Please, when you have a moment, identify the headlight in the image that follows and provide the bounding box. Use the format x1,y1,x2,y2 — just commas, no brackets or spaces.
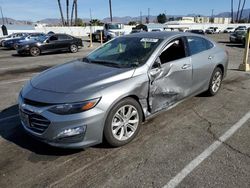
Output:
48,98,100,115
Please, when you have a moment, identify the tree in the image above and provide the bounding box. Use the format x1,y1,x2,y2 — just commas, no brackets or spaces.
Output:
239,0,246,22
157,13,167,24
90,19,103,26
57,0,65,26
231,0,234,23
236,0,242,23
66,0,69,25
75,18,84,26
128,21,137,25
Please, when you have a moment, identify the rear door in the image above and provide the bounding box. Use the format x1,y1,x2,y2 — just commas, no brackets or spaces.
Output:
57,34,73,49
149,37,193,113
186,36,215,94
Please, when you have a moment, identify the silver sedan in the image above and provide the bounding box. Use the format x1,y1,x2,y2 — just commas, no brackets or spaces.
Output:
18,32,228,148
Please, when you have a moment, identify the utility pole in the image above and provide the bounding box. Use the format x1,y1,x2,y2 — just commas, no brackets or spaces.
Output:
148,8,150,23
231,0,234,23
109,0,113,22
0,6,5,25
140,11,142,24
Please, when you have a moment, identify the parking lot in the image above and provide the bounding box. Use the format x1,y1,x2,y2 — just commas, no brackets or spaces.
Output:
0,34,250,188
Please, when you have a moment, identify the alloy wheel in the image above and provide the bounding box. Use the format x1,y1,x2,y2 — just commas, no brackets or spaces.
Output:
211,71,222,93
111,105,139,141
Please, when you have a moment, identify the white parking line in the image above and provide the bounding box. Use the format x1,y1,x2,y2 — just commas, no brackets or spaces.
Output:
0,78,29,85
0,114,19,123
163,111,250,188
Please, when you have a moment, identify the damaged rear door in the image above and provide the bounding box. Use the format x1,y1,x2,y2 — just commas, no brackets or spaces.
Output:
148,37,192,113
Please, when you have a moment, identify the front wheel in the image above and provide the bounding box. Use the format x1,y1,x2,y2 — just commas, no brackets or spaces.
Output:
206,67,223,96
30,47,40,56
104,98,143,147
70,44,78,53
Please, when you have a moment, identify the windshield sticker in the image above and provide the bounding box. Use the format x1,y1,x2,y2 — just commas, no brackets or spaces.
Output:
140,38,159,43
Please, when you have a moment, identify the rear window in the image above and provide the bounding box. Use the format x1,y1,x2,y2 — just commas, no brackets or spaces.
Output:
58,35,72,40
187,36,213,55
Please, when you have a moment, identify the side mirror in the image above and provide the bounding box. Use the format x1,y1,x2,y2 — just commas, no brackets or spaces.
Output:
150,68,162,78
46,40,50,43
150,58,162,78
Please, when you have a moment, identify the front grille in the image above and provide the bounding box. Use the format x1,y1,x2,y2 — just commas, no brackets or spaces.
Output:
22,109,50,134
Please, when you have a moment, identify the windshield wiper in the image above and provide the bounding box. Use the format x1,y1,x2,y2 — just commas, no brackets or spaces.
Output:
90,60,124,68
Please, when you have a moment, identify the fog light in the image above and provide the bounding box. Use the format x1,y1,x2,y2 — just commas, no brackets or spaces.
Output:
55,126,86,139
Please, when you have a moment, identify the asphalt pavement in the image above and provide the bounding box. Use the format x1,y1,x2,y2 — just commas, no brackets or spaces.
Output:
0,34,249,188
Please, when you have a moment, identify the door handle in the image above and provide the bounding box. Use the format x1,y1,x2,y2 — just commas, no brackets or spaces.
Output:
181,64,191,69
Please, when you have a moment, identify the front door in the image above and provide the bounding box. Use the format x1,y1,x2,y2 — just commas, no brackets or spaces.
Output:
149,37,192,113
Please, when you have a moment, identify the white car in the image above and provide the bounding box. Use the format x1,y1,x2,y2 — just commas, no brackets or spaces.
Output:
223,27,235,33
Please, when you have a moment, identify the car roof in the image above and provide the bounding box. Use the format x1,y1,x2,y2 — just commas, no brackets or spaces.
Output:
125,31,184,39
124,31,200,40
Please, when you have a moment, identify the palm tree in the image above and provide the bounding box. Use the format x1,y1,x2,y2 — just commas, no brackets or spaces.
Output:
75,0,78,25
109,0,113,22
239,0,246,22
70,0,75,26
236,0,242,23
66,0,69,26
231,0,234,23
57,0,65,26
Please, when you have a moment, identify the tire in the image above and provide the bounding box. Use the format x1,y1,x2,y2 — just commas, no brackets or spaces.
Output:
104,98,143,147
70,44,78,53
13,43,18,50
206,67,223,96
30,47,40,56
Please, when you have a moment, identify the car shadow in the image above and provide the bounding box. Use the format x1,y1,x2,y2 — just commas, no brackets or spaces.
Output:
226,44,244,48
0,105,82,156
12,50,74,57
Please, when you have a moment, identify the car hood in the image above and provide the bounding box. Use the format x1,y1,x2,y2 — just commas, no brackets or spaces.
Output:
31,60,135,94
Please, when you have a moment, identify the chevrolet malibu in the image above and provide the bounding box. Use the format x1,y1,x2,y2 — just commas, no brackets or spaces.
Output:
18,32,228,148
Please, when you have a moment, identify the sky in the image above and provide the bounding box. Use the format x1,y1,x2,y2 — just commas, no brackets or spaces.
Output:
0,0,250,21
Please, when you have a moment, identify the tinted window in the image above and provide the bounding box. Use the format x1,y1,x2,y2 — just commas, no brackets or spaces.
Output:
49,35,58,41
58,34,72,40
159,38,186,64
187,36,208,55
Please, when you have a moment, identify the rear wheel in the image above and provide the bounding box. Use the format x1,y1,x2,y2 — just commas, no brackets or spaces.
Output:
104,98,143,147
70,44,78,53
206,67,223,96
30,47,40,56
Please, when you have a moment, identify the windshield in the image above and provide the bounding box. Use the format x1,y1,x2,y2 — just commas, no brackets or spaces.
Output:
85,37,162,68
108,24,122,30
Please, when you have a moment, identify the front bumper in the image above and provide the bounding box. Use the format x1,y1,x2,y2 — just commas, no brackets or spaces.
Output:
18,95,105,148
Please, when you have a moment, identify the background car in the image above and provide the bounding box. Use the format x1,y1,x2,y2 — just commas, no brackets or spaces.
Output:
13,33,46,49
2,33,45,49
89,30,104,42
229,30,247,43
186,29,205,35
16,33,83,56
0,33,27,47
223,27,235,33
18,32,228,148
205,27,221,34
